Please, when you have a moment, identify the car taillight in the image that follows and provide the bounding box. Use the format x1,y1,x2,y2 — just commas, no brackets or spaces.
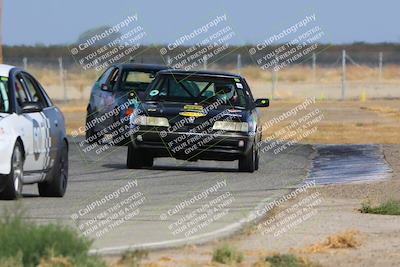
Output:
125,107,135,117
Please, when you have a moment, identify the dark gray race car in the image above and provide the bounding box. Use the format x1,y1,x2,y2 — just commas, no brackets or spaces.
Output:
85,63,169,145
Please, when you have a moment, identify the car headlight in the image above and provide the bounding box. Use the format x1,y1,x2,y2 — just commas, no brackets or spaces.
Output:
134,116,170,127
212,121,249,132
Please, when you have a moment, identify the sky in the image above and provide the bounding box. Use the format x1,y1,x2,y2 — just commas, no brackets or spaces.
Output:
3,0,400,45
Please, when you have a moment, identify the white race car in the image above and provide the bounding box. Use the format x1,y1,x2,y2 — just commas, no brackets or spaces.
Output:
0,64,68,199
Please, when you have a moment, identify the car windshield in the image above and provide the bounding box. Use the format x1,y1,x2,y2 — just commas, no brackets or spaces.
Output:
145,74,249,108
0,77,10,113
120,70,157,91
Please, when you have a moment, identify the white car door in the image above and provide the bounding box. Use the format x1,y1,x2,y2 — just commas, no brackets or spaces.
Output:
14,73,50,172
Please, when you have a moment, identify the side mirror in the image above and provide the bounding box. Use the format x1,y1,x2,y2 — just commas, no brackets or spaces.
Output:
21,102,42,113
100,83,111,91
255,98,269,107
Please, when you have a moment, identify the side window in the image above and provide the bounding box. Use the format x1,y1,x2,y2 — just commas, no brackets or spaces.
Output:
241,79,254,102
151,76,168,97
22,73,47,108
15,74,30,108
97,67,114,85
108,68,119,89
0,79,9,113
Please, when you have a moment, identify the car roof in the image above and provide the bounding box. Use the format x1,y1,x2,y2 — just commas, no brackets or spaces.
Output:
157,69,243,79
117,63,169,71
0,64,15,77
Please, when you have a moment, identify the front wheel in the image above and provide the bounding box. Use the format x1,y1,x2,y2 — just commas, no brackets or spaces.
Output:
127,144,153,169
0,142,24,200
85,112,98,144
238,145,257,173
38,141,68,197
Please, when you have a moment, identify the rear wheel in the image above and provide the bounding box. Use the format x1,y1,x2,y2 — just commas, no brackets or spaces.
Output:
0,142,24,200
127,144,153,169
38,141,68,197
255,149,259,171
238,145,256,173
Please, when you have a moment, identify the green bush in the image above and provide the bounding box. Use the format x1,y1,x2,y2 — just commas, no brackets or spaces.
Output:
212,244,243,264
360,200,400,215
265,254,321,267
0,207,105,267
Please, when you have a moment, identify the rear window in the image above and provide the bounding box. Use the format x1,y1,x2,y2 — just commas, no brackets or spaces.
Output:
120,70,157,91
0,77,10,113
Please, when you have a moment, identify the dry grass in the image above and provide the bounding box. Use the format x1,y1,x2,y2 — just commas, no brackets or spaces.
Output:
228,64,400,83
296,230,361,254
28,64,400,91
259,99,400,144
57,99,400,144
38,256,73,267
29,66,98,90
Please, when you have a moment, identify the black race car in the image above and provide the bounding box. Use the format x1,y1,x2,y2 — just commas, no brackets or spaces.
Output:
85,63,169,145
127,70,269,172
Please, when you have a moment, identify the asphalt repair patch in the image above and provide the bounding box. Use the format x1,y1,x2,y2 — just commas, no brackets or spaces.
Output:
306,144,392,185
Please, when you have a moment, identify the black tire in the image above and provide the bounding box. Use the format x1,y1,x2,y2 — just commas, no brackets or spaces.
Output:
126,144,153,169
38,141,68,197
238,145,256,173
255,149,259,171
112,112,128,146
143,154,154,168
255,135,261,171
85,112,97,144
0,142,24,200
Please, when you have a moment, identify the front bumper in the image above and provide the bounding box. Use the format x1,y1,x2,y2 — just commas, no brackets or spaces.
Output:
130,128,254,161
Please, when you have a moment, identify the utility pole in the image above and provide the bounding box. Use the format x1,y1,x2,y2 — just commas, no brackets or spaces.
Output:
23,57,27,70
58,57,66,102
312,53,316,83
237,54,241,74
166,55,171,66
271,57,278,100
203,55,207,70
378,52,383,81
0,0,3,64
341,50,346,100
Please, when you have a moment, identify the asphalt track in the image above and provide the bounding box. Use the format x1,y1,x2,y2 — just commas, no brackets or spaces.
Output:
0,138,313,253
0,140,391,254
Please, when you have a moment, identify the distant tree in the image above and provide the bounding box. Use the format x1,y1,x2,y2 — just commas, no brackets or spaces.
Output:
76,25,121,46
